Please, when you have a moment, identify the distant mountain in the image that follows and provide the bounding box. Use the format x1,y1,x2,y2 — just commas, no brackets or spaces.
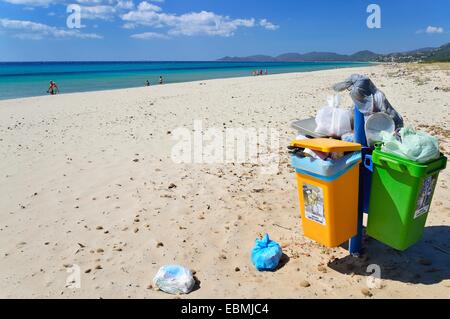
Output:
218,43,450,63
275,53,304,61
218,55,276,62
423,43,450,62
350,50,379,61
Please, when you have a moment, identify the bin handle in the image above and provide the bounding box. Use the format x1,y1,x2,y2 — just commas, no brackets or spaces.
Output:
426,164,445,176
379,157,407,172
363,155,373,173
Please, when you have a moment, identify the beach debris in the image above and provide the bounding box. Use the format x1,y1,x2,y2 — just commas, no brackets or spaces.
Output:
96,226,103,230
251,233,283,271
168,183,177,189
156,242,164,248
361,288,373,297
133,159,139,163
273,223,292,231
300,280,311,288
153,265,195,295
234,267,240,272
77,243,86,248
317,264,328,273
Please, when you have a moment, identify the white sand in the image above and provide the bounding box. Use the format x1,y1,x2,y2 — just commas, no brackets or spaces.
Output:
0,64,449,299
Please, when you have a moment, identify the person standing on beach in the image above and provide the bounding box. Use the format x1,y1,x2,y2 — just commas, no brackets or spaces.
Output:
145,80,150,86
159,76,164,85
47,81,59,95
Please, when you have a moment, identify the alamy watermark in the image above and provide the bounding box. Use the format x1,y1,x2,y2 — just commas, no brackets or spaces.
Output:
367,4,381,29
366,264,382,289
170,120,280,175
66,4,82,29
65,264,81,289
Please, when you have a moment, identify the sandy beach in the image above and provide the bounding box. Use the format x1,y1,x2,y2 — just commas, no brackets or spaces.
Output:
0,63,449,299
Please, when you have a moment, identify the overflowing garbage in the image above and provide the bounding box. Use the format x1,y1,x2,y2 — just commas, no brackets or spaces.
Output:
380,127,441,163
251,234,283,271
365,112,395,147
306,74,441,159
289,74,447,252
153,265,195,295
315,94,353,138
333,74,404,129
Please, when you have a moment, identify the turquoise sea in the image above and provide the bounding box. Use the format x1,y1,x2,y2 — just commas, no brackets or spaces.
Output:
0,61,370,100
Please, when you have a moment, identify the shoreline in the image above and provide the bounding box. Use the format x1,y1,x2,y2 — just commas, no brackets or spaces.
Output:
0,62,375,102
0,63,379,103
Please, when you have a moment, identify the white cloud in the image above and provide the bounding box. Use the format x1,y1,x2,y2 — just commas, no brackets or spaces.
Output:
426,25,444,34
137,0,160,12
122,22,136,29
121,2,277,37
80,5,117,20
76,0,104,4
0,18,102,39
259,18,279,31
1,0,55,6
416,25,445,34
130,31,168,39
116,0,134,10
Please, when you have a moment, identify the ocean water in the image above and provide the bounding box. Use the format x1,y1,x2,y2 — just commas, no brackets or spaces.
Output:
0,61,370,100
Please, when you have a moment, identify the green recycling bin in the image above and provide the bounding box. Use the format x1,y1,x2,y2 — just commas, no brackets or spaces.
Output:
366,144,447,251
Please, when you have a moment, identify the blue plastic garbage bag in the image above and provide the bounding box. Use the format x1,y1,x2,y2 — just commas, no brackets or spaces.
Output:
251,234,282,271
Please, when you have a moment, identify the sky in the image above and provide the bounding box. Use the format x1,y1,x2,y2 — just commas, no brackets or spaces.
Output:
0,0,449,61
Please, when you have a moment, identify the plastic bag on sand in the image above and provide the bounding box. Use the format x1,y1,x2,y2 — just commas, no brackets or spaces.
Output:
315,94,352,138
153,265,195,295
251,234,282,271
380,127,440,163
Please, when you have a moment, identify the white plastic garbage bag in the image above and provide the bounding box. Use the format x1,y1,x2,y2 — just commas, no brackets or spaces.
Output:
315,94,353,138
153,265,195,295
380,127,440,163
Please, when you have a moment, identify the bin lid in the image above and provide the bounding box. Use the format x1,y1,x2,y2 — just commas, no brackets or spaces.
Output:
291,138,361,153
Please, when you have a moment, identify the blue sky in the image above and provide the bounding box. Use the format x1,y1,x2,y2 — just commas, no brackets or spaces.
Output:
0,0,449,61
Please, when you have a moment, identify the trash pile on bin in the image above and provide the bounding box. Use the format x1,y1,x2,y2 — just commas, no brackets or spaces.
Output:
289,74,447,252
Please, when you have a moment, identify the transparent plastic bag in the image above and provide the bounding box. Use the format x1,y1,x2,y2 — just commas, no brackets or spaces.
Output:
380,127,440,163
153,265,195,295
315,94,352,138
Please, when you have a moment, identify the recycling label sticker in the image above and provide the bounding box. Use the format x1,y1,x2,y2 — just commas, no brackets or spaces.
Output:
414,175,438,220
303,183,326,225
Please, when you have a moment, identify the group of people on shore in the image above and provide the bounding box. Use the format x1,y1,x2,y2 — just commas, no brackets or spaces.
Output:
253,70,268,76
47,76,165,95
145,76,164,87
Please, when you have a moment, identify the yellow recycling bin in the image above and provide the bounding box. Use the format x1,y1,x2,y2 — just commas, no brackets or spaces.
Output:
290,138,362,247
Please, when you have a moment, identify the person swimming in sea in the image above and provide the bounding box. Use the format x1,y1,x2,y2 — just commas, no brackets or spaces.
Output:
47,81,59,95
159,76,164,85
